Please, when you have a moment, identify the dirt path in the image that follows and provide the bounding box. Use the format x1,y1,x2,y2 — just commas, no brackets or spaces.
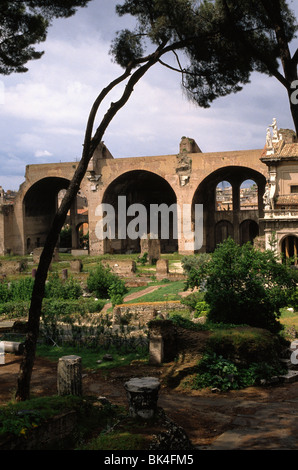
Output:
2,353,298,450
100,285,164,313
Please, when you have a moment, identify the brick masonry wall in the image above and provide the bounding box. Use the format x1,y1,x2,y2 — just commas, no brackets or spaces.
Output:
113,301,188,327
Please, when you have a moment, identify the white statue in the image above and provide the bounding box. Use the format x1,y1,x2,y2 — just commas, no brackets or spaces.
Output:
263,183,271,209
270,118,279,142
266,128,274,155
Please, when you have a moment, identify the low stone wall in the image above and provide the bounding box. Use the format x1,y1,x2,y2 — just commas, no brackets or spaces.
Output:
102,259,136,275
0,260,27,275
113,301,188,327
32,247,59,264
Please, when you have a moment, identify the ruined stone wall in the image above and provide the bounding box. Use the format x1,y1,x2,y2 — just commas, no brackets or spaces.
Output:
1,138,269,256
113,301,189,327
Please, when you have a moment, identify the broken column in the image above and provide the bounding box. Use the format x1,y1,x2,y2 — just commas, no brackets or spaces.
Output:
124,377,160,419
57,355,82,396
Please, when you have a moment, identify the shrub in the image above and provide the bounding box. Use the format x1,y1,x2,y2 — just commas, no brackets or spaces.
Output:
108,278,128,307
194,300,210,318
9,277,34,301
87,264,127,301
137,252,148,265
0,300,30,317
0,281,10,303
44,273,82,300
185,238,297,333
180,291,205,311
190,352,287,391
181,253,210,275
42,298,106,319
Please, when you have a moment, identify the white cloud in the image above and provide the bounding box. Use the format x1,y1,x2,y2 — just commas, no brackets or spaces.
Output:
35,150,53,158
0,0,297,190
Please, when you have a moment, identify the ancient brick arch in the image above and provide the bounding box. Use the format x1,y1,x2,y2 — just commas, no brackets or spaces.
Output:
23,176,70,253
191,165,267,252
1,137,270,256
99,169,179,254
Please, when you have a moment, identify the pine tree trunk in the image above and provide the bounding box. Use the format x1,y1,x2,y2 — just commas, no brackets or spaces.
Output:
15,51,163,401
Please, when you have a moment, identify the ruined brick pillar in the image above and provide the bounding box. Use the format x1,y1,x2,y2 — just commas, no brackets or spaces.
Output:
149,320,177,365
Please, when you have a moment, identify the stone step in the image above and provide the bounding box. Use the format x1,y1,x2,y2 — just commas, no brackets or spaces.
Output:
278,370,298,383
290,340,298,351
0,321,14,332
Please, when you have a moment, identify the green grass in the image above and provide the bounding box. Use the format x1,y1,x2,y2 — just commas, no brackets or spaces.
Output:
0,395,88,437
79,430,147,450
36,344,148,370
280,307,298,332
123,280,185,304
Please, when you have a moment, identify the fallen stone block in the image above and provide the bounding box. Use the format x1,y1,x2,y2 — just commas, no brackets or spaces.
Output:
278,370,298,383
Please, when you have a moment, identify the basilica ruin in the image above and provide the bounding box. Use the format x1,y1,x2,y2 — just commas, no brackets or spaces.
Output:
0,120,297,262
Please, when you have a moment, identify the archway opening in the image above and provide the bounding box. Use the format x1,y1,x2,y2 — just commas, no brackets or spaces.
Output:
281,235,298,265
192,166,266,252
240,180,258,211
58,189,89,252
216,181,233,211
240,220,259,245
102,170,178,254
215,220,233,246
78,222,89,250
23,177,70,253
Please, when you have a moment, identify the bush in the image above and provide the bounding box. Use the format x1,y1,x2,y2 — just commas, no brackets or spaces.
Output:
0,281,10,303
87,264,127,302
108,278,128,307
194,300,210,318
190,352,287,392
180,291,205,311
44,273,82,300
181,253,210,275
185,238,297,333
0,300,30,317
0,277,34,304
42,298,106,319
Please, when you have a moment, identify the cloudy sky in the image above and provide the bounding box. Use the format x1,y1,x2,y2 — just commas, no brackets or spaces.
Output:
0,0,298,190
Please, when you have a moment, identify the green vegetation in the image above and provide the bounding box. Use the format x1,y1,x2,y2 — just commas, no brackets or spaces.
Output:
124,281,185,304
187,352,287,392
0,395,120,449
1,244,298,403
185,238,297,334
79,430,147,451
0,273,82,304
87,263,128,305
0,273,101,320
36,343,148,370
1,246,298,448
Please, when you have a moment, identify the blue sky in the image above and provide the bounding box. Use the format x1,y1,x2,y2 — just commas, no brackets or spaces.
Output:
0,0,297,190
